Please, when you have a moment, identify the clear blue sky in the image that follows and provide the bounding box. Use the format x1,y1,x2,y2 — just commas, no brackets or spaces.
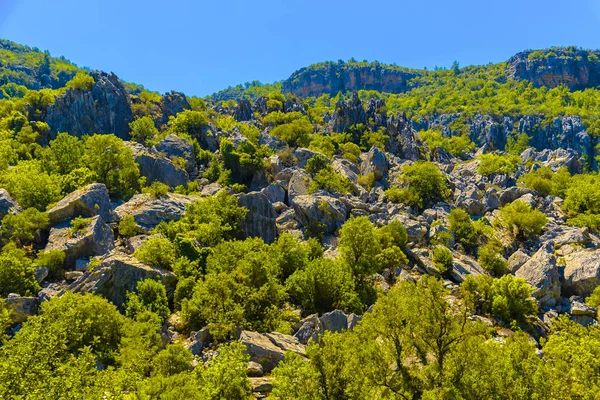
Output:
1,0,600,96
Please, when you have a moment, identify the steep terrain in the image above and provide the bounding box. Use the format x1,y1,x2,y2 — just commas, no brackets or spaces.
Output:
1,41,600,398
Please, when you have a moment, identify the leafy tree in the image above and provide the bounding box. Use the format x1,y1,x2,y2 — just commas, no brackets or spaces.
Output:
196,342,251,400
477,153,521,177
66,72,95,91
125,278,170,323
151,344,192,376
129,115,159,145
0,160,62,210
270,117,313,147
386,161,449,209
34,249,65,279
419,129,474,158
43,132,84,175
0,242,40,296
81,134,140,199
286,257,361,315
433,245,453,275
271,352,323,400
447,208,477,251
118,214,138,238
477,239,507,275
494,200,547,241
133,237,177,270
1,207,49,246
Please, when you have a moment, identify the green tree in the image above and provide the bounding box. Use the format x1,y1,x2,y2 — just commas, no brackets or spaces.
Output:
433,245,453,275
0,243,40,296
125,278,170,323
129,115,159,145
386,161,449,209
1,207,49,246
494,200,547,241
81,134,140,199
270,117,313,147
0,160,62,210
447,208,477,251
66,72,95,91
133,237,177,270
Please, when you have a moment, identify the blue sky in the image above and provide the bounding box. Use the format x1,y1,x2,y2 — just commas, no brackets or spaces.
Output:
1,0,600,96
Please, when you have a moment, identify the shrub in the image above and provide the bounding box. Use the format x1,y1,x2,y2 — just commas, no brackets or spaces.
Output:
477,154,521,177
447,208,477,251
126,278,170,323
357,172,377,191
433,246,453,275
270,117,312,147
386,161,449,209
419,129,474,158
66,73,95,91
0,160,62,210
133,237,177,270
340,142,361,163
585,286,600,308
477,239,507,275
151,344,192,377
143,181,170,196
309,166,353,195
129,116,159,145
0,243,40,296
118,214,138,238
520,166,553,197
34,249,66,279
494,200,547,241
68,217,91,236
1,208,49,246
461,274,537,323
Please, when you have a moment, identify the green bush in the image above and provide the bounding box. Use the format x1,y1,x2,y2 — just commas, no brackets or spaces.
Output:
133,237,177,270
447,208,477,251
129,116,159,145
309,166,353,195
270,117,312,147
432,246,453,275
151,344,192,377
419,129,474,158
477,154,521,177
477,239,507,275
118,214,138,238
0,160,62,210
34,249,66,279
1,208,49,246
386,161,449,209
0,243,40,296
494,200,547,241
126,278,170,323
66,73,95,91
143,181,170,196
585,286,600,308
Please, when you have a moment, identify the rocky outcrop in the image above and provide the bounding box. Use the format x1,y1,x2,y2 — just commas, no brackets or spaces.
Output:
4,294,38,324
114,193,195,232
239,330,306,372
67,251,176,307
294,310,361,344
331,92,367,133
45,215,115,267
282,61,421,97
387,114,422,161
515,242,561,307
234,98,254,121
150,134,197,173
47,183,114,226
0,189,21,219
238,192,277,244
361,146,388,179
158,91,190,126
292,195,347,234
135,151,189,188
562,250,600,297
45,71,133,140
507,48,600,90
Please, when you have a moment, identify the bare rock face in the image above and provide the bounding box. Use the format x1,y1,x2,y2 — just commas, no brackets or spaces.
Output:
158,91,190,126
135,151,189,188
361,146,388,179
45,215,115,267
331,92,367,133
507,48,600,90
237,191,277,244
387,114,422,161
67,251,176,307
292,195,347,234
150,134,197,173
47,183,114,226
562,250,600,297
515,242,561,307
239,330,306,372
0,189,21,219
282,61,421,97
4,294,38,324
114,193,195,232
45,71,133,140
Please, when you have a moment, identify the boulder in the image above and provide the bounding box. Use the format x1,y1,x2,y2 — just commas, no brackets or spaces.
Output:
515,242,561,307
237,192,277,244
0,189,21,219
135,152,189,188
45,71,133,140
67,252,176,307
246,361,264,377
261,183,286,204
114,193,195,232
250,377,273,394
390,214,428,244
4,294,38,324
158,91,190,126
45,215,115,268
360,146,388,179
507,249,530,274
239,330,306,372
562,250,600,297
319,309,352,333
292,195,347,234
150,134,197,173
47,183,114,226
287,170,311,203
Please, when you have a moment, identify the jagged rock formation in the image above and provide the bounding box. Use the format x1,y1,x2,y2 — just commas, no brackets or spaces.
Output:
282,61,420,97
44,71,133,140
507,48,600,90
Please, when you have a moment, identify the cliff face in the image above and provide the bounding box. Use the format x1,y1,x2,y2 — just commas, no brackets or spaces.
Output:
45,71,133,140
282,62,421,97
507,48,600,90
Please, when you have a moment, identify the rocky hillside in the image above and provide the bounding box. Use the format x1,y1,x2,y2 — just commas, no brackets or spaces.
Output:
1,41,600,398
